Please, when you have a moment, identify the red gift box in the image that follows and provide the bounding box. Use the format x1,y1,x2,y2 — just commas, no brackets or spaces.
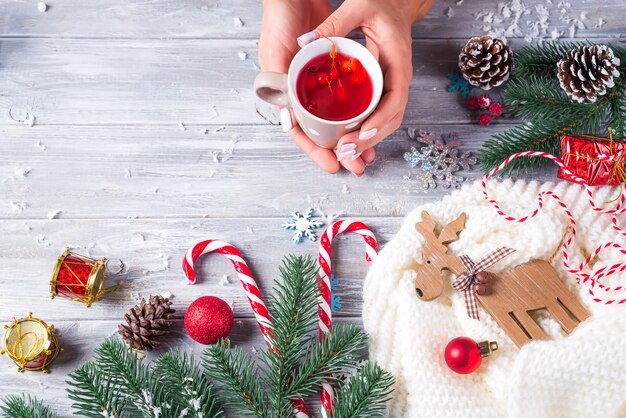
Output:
558,134,626,186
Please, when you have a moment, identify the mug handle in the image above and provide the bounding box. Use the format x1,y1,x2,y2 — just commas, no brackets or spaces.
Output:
254,72,290,107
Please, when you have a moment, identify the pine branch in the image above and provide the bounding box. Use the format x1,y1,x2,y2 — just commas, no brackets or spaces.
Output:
92,338,174,418
514,40,584,79
202,340,268,418
331,362,395,418
503,75,605,131
288,324,367,399
154,351,223,418
67,361,122,418
0,395,56,418
260,255,319,417
480,39,626,173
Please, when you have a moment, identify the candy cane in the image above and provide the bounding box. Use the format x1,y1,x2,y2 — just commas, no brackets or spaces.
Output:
482,151,626,304
317,220,378,418
182,239,311,418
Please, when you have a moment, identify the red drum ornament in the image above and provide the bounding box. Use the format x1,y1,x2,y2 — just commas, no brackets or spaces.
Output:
444,337,498,374
1,313,60,372
50,248,119,307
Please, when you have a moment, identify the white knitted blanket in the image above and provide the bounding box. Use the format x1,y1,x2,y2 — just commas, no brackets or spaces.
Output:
363,179,626,418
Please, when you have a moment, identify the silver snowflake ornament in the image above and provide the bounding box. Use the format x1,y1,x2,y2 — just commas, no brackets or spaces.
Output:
404,128,477,191
282,208,324,244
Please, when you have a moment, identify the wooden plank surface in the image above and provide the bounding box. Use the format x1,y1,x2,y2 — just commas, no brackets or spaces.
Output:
0,124,517,219
0,217,404,321
0,0,622,415
1,38,501,126
0,0,621,39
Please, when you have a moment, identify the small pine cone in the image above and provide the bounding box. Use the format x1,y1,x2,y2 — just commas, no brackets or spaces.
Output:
118,295,176,351
459,36,513,90
557,45,621,103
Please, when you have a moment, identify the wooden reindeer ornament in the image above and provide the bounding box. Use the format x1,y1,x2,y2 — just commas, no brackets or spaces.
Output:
413,211,590,347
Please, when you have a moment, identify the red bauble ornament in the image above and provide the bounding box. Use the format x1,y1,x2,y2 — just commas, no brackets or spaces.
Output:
478,113,492,126
444,337,498,374
184,296,234,345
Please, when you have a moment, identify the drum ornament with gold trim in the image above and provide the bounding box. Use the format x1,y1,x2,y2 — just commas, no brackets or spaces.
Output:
50,248,120,307
1,313,60,372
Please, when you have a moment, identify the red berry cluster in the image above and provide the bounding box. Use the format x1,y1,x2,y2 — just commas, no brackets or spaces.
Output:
466,94,504,126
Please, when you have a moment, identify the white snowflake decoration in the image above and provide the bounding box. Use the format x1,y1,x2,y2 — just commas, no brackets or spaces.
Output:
403,128,477,191
282,208,324,244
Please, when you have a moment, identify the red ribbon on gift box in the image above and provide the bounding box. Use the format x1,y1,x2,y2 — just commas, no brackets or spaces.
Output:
559,130,626,186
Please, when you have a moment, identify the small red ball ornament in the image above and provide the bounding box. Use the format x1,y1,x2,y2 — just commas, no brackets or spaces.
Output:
489,102,505,117
478,113,492,126
478,94,492,109
184,296,234,345
466,96,480,110
444,337,498,374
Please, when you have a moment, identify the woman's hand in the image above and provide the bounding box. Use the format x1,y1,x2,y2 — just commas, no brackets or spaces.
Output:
298,0,437,174
259,0,343,174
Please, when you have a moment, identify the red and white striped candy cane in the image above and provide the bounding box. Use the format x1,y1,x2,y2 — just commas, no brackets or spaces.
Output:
182,239,311,418
317,220,378,418
482,151,626,304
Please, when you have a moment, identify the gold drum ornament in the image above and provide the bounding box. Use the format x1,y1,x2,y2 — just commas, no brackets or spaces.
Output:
1,313,60,372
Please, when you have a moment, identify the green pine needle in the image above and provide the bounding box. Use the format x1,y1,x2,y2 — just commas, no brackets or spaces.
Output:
67,361,122,418
288,323,368,399
0,395,57,418
154,351,223,418
203,340,268,418
92,338,174,417
331,362,395,418
479,40,626,173
261,255,319,415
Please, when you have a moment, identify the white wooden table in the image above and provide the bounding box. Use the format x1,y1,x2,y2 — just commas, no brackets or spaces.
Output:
0,0,622,415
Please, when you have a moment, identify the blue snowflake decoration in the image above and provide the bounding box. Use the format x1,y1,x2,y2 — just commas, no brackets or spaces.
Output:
330,274,342,313
282,208,324,244
447,72,471,98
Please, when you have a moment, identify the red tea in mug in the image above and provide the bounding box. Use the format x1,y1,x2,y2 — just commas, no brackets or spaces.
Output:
296,50,373,121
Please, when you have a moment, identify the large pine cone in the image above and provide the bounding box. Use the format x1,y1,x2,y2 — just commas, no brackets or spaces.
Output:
118,295,176,351
459,36,513,90
557,45,621,103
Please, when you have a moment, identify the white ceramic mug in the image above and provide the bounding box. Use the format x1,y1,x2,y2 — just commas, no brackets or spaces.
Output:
254,37,383,149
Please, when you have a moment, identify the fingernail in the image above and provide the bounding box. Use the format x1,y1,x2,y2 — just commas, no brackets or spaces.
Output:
338,143,357,153
297,31,320,47
359,128,377,141
336,150,356,162
350,152,363,161
280,108,292,132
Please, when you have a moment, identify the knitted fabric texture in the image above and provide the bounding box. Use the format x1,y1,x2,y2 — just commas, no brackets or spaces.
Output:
363,179,626,418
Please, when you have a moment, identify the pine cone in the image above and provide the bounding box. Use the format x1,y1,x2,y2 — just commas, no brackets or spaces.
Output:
118,295,176,351
459,36,513,90
557,45,621,103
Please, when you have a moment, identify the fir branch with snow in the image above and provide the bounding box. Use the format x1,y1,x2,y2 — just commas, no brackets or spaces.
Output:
479,41,626,173
0,395,56,418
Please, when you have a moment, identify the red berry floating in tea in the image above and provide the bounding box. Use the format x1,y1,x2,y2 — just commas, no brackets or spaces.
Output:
297,49,373,121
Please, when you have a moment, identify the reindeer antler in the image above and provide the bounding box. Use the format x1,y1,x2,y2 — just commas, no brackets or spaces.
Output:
438,213,467,245
415,211,437,238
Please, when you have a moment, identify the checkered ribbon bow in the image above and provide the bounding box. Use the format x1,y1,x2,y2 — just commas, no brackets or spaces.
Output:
453,247,516,320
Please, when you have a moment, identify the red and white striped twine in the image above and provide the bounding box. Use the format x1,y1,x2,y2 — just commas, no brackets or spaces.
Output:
182,239,311,417
317,220,378,418
482,151,626,304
